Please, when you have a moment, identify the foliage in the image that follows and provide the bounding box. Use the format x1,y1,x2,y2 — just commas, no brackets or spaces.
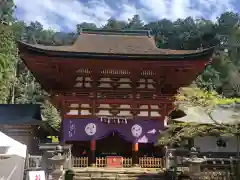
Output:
158,87,240,146
158,123,226,146
175,87,240,107
77,22,97,33
103,18,127,30
41,100,61,131
0,24,18,103
47,136,59,143
14,64,43,103
0,0,15,23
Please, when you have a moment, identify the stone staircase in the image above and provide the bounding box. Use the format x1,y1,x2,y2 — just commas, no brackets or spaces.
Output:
72,168,167,180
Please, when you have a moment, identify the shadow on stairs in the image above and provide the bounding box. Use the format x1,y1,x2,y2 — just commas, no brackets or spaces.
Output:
68,167,171,180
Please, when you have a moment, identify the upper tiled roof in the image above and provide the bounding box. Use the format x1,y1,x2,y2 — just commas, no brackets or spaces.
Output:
18,29,215,59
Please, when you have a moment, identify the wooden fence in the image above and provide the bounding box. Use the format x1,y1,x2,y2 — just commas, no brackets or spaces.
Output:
24,154,165,169
72,156,165,168
24,154,239,179
139,157,165,168
72,157,88,167
123,157,132,167
96,157,106,167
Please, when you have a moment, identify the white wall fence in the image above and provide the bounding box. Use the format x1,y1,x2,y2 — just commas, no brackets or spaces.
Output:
194,136,238,153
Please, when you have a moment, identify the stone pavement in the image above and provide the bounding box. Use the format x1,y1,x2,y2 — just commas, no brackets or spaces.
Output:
72,167,166,180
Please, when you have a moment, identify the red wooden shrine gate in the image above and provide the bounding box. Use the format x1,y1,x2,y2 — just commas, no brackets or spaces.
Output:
18,29,214,167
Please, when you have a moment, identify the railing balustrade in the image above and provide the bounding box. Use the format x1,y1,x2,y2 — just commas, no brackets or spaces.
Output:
25,155,166,169
23,154,239,179
123,157,132,167
72,157,88,167
139,157,165,168
71,156,165,168
96,157,106,167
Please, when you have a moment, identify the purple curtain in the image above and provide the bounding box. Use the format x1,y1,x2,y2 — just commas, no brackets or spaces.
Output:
63,118,166,143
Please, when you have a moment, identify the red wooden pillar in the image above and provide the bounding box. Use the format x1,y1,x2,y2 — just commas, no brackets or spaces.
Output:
132,143,139,166
90,140,96,166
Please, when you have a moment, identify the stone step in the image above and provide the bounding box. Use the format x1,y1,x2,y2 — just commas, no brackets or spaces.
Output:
73,173,165,180
73,168,166,180
74,176,165,180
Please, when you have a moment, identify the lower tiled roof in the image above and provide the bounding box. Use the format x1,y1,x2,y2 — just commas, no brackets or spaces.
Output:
0,104,42,125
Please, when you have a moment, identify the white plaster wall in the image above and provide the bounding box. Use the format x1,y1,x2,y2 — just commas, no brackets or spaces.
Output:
194,136,238,153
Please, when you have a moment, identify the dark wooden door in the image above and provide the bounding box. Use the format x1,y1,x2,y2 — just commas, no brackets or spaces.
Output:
96,132,131,157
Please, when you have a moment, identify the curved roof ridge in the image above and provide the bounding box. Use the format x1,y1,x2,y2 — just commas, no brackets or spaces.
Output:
80,29,152,37
18,34,215,59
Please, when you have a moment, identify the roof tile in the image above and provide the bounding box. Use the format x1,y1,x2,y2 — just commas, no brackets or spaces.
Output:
21,30,208,55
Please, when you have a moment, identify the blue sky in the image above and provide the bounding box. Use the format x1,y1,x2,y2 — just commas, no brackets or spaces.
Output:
14,0,240,32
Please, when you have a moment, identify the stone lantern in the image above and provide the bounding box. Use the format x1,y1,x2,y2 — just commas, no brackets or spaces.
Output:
186,147,206,180
48,145,66,180
39,143,72,180
165,148,175,170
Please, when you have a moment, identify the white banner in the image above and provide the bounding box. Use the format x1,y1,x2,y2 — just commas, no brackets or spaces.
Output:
28,171,46,180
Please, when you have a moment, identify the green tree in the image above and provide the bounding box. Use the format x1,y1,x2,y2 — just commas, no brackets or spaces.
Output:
0,24,18,103
103,18,127,30
158,87,240,146
11,20,62,131
126,15,144,30
41,100,61,131
0,0,15,23
76,22,97,33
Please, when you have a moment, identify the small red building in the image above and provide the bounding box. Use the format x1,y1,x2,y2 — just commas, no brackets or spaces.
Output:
18,29,214,166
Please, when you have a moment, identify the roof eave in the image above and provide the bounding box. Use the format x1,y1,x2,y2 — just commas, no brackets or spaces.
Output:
18,41,215,61
0,119,43,125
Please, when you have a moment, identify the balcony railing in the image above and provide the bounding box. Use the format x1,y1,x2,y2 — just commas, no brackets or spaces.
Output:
24,155,166,169
96,157,106,167
72,156,165,168
123,157,132,167
72,157,88,167
139,157,165,168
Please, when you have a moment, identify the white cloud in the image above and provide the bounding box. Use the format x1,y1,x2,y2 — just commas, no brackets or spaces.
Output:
139,0,236,21
118,4,138,22
14,0,115,30
14,0,237,31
